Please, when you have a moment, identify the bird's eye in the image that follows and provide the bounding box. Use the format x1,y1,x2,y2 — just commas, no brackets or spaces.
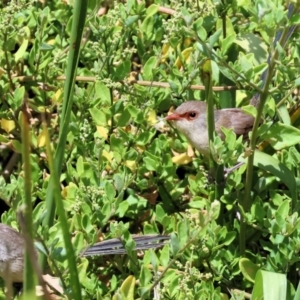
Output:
188,112,197,119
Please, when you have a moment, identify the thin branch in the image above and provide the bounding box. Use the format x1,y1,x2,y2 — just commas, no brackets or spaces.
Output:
14,75,240,91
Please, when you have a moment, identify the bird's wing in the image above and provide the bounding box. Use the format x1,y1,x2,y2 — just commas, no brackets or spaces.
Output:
215,109,255,139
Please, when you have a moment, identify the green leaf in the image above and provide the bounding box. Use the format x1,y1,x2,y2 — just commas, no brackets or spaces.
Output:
139,266,152,286
29,39,38,67
169,36,180,48
39,55,53,70
95,82,111,104
81,215,93,232
252,62,268,75
127,104,138,117
117,108,131,126
113,174,124,193
0,135,9,143
150,250,159,273
146,4,159,16
136,130,155,145
89,107,110,125
239,53,253,73
239,258,260,283
3,34,16,51
76,156,84,176
15,37,29,62
170,233,180,255
277,104,291,125
210,200,221,220
116,201,129,217
251,198,265,223
141,15,154,40
143,156,157,171
77,259,89,282
275,200,290,227
143,56,157,80
113,60,131,80
181,7,193,25
295,77,300,87
156,205,166,223
223,231,236,246
221,127,237,150
221,33,236,54
39,42,54,51
251,270,287,300
294,280,300,300
242,105,258,118
110,134,124,153
260,122,300,150
208,28,222,47
40,6,50,26
159,244,170,268
114,275,135,300
125,15,139,26
105,182,116,201
290,13,300,25
13,86,25,108
178,221,189,246
235,33,268,64
193,17,207,41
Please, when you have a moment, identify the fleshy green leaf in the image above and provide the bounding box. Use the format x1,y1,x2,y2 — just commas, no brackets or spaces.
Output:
239,258,260,283
251,270,287,300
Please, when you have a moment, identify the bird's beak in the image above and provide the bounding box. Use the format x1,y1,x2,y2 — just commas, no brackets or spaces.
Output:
165,113,181,121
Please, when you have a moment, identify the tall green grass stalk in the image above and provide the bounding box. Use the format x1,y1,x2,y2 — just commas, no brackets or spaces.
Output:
44,118,82,300
41,1,88,270
21,106,35,293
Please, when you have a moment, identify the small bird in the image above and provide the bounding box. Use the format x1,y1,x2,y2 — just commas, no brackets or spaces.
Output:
0,223,25,284
165,100,255,156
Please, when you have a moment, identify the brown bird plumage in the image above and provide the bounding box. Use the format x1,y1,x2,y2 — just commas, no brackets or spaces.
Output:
0,224,25,283
165,100,255,155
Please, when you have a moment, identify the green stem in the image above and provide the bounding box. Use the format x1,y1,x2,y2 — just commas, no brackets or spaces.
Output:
202,59,224,221
21,105,35,292
3,32,15,93
44,120,82,300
